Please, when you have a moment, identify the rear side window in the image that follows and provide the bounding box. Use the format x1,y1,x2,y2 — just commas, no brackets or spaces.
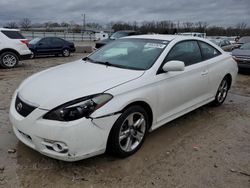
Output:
52,38,64,45
1,30,25,39
166,40,202,66
198,41,221,60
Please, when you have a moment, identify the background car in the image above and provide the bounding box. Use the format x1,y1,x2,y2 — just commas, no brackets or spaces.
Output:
0,28,32,68
10,35,237,161
232,42,250,71
232,36,250,50
209,39,235,51
29,37,75,58
95,30,138,49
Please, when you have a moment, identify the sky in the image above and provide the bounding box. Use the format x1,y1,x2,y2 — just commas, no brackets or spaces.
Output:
0,0,250,27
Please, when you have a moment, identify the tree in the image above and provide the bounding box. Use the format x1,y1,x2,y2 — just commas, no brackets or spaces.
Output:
235,22,247,36
19,18,32,31
4,21,18,29
183,22,194,32
195,21,208,33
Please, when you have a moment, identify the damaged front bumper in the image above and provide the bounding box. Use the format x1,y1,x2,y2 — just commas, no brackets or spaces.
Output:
9,102,121,161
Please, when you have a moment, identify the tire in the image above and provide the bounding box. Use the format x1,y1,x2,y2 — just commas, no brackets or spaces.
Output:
107,105,149,158
62,48,70,57
0,52,19,68
212,77,230,106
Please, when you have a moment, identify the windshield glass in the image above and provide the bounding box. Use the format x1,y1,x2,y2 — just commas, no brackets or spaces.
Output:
29,38,41,44
240,42,250,50
87,38,168,70
110,32,131,39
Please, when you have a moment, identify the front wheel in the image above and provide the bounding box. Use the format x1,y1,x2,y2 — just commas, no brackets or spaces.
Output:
107,106,149,158
62,49,70,57
0,52,19,68
212,77,230,106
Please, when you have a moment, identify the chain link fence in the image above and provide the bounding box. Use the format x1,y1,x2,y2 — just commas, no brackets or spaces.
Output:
21,31,96,41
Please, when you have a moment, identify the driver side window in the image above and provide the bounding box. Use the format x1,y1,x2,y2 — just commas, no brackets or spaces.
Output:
165,40,202,66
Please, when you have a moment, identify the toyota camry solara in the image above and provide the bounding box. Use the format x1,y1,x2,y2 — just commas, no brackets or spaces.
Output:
9,35,238,161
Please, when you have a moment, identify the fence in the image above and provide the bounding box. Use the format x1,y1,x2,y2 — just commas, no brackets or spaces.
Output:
21,31,96,41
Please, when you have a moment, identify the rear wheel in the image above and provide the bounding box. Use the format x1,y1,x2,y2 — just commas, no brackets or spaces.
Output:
0,52,19,68
212,77,230,106
107,106,149,158
62,48,70,57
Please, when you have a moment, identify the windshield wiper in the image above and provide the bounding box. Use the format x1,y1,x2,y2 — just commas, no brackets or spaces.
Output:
93,61,130,69
83,57,144,70
82,56,94,63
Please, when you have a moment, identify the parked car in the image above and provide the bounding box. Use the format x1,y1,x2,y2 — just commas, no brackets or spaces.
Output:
10,35,238,161
232,36,250,50
209,39,235,51
0,28,32,68
28,37,75,58
95,30,138,48
232,42,250,71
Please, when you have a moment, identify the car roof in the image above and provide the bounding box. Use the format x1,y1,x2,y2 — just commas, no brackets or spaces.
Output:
124,34,202,41
0,28,20,31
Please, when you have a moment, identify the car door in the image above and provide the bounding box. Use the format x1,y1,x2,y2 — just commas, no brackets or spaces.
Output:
154,40,210,125
51,38,64,54
35,38,52,55
198,41,223,97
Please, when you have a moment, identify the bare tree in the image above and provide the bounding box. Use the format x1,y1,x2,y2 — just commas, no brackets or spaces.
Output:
195,21,208,33
20,18,32,31
183,22,194,32
4,21,18,29
235,22,247,36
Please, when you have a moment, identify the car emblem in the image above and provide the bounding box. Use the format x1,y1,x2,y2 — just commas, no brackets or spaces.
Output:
16,102,23,112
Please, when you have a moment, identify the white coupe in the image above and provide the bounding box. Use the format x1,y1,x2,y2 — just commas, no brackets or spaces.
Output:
9,35,238,161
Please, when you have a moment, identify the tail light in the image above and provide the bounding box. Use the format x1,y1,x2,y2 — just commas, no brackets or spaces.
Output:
20,40,29,47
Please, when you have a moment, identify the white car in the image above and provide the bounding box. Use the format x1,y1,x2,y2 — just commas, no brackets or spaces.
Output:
0,28,32,68
9,35,238,161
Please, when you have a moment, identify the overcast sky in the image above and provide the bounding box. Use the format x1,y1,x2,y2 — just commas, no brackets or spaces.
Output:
0,0,250,27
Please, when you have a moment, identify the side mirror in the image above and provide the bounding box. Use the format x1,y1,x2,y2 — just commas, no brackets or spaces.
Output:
162,60,185,72
38,42,44,46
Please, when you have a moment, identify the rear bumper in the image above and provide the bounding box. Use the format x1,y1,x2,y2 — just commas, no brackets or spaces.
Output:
19,53,33,60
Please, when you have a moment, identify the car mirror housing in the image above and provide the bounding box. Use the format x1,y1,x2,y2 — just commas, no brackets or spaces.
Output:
162,60,185,72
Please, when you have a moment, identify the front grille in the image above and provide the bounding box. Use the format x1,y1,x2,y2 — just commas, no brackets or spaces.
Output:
15,95,37,117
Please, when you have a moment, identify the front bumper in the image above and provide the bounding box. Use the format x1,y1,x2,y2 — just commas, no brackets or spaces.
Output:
9,96,120,161
235,60,250,70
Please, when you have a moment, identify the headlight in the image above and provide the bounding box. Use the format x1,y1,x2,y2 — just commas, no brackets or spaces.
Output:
43,93,113,121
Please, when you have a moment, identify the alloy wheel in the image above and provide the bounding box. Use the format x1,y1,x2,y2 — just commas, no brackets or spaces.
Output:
119,112,146,152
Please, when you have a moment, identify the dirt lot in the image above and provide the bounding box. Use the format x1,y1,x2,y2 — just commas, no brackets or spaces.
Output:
0,54,250,188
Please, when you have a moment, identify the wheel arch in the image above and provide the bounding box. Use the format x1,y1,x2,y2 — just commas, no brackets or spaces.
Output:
105,100,154,154
120,101,153,130
224,73,232,89
0,48,21,60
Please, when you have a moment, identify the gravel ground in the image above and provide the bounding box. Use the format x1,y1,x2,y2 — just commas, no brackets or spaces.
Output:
0,54,249,188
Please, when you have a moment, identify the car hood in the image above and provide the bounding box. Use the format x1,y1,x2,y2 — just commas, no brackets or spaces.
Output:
232,49,250,57
18,60,144,110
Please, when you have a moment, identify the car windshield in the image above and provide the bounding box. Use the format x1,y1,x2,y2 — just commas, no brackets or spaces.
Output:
87,38,168,70
29,38,41,44
110,32,131,39
240,42,250,50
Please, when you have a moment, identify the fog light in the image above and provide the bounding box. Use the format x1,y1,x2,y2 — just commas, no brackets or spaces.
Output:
42,139,68,154
52,142,68,153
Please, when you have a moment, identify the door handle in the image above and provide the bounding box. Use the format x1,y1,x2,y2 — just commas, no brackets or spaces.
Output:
201,70,208,76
